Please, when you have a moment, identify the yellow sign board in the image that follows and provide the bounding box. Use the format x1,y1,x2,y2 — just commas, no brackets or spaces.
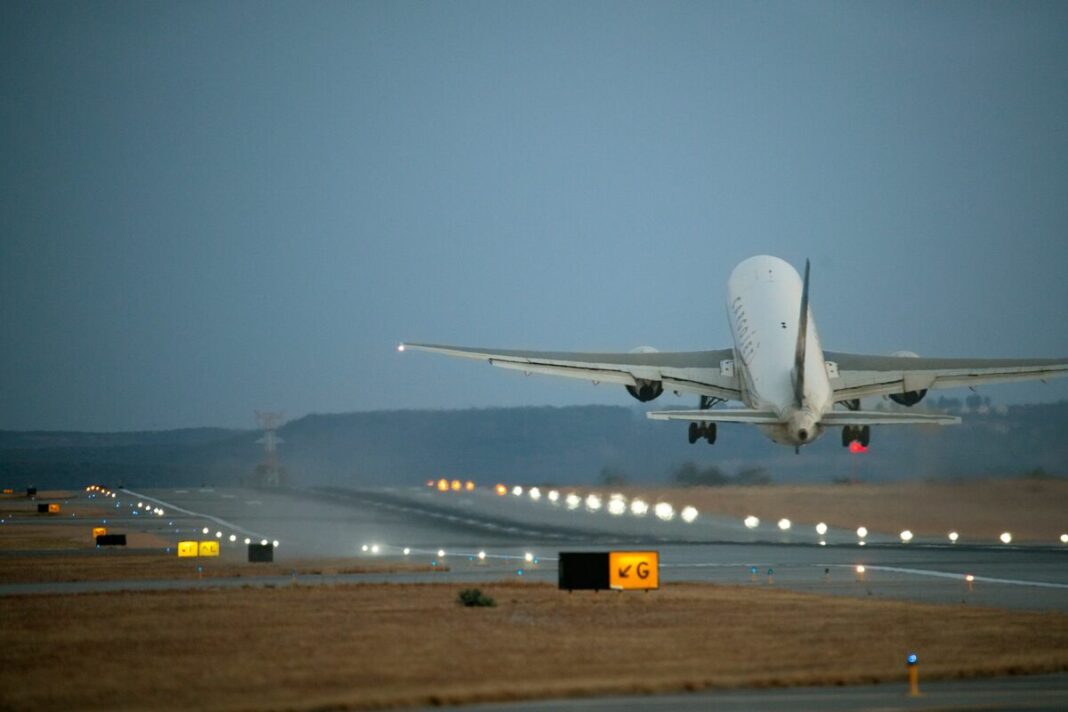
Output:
177,541,198,558
2,488,12,495
609,551,659,591
198,541,220,557
47,503,61,513
92,527,108,539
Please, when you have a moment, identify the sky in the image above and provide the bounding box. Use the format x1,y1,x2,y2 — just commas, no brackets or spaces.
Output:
2,1,1068,431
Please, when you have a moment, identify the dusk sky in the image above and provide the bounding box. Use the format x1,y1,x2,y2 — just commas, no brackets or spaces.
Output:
3,1,1068,431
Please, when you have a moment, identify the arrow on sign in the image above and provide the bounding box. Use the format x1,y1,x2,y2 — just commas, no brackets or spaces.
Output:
618,564,632,578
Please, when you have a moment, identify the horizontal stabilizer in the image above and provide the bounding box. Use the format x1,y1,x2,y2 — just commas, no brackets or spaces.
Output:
646,409,782,424
821,411,961,426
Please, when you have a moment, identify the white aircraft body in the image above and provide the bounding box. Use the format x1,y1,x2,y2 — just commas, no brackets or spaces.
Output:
401,255,1068,451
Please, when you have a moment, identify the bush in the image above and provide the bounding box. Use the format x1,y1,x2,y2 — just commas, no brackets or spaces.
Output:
457,588,496,607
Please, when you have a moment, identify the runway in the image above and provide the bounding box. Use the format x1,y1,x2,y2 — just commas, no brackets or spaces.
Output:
10,484,1065,613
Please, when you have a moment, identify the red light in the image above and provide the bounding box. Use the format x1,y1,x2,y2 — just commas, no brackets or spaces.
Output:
848,440,868,454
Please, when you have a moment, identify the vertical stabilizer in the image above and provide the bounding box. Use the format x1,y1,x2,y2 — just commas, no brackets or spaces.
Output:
793,259,810,407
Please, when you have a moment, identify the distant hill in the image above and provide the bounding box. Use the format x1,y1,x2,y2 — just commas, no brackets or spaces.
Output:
1,402,1066,490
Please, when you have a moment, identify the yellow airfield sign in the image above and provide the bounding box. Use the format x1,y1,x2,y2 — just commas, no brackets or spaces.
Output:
92,527,108,539
609,551,659,590
177,541,198,558
198,541,220,557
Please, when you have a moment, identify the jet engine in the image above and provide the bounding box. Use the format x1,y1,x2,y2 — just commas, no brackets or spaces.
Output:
625,346,663,402
887,350,928,406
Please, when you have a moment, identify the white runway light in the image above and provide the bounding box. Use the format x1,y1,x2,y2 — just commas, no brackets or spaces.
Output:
244,537,251,545
744,515,759,529
948,531,959,543
361,544,369,552
681,506,698,523
547,490,559,503
528,487,541,501
630,499,649,517
607,498,626,516
512,485,523,496
900,530,913,543
654,502,675,521
856,526,868,539
815,522,828,536
371,544,380,554
1000,532,1013,544
1061,534,1068,544
403,547,411,555
272,540,279,548
477,550,486,560
524,552,534,563
585,494,602,512
215,531,222,539
777,518,791,531
260,539,268,546
565,493,581,510
228,534,236,542
437,549,446,558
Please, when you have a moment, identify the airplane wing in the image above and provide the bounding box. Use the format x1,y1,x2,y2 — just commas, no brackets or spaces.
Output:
820,411,960,426
826,351,1068,402
400,343,741,401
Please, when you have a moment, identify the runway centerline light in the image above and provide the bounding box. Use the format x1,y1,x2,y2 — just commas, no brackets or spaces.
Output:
948,531,959,543
512,486,523,496
654,502,675,521
856,526,868,539
547,490,560,503
607,498,626,516
777,518,791,531
900,530,913,543
681,506,699,523
1000,532,1013,544
856,565,866,574
585,494,602,512
744,515,760,529
565,493,581,510
529,487,541,501
815,522,828,536
965,574,975,582
630,498,649,516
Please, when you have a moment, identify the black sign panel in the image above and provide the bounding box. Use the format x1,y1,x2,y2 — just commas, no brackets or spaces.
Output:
37,503,49,513
558,551,610,591
96,534,127,546
248,543,274,563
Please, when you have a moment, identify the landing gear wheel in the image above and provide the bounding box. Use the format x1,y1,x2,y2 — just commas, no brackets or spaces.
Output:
688,422,700,444
859,425,871,447
705,422,717,445
841,426,855,448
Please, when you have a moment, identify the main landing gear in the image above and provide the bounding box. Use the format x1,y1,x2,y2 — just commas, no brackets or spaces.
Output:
688,422,717,445
841,425,871,447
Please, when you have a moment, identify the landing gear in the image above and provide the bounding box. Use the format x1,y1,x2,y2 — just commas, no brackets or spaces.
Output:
841,425,871,447
688,422,717,445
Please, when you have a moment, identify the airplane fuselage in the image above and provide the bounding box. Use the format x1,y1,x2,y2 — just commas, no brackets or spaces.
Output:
727,255,833,446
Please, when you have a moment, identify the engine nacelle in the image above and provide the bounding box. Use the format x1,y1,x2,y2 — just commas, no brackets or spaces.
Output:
626,379,663,402
887,350,927,407
626,346,662,402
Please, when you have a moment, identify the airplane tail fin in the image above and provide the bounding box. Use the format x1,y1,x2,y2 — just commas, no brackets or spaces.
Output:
793,259,810,407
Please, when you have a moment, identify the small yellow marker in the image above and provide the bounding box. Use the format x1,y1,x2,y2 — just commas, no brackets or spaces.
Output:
92,527,107,539
907,653,920,696
198,540,220,557
177,541,198,558
48,503,61,513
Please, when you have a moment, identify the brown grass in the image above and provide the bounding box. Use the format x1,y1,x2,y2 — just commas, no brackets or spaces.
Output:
621,479,1068,540
1,582,1066,711
0,552,439,584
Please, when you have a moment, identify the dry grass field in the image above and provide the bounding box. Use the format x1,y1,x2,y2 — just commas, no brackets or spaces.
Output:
621,478,1068,541
2,582,1068,711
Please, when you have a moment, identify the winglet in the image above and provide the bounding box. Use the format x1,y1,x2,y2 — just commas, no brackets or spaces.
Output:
793,259,810,407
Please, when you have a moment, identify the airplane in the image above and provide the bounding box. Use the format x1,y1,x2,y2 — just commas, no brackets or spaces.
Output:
399,255,1068,451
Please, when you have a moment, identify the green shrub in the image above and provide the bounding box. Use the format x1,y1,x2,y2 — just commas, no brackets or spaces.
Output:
457,588,496,607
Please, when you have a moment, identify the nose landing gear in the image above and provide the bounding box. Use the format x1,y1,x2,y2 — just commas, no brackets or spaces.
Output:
841,425,871,447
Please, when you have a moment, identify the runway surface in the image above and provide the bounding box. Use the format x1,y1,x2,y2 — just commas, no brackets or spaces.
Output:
7,484,1066,613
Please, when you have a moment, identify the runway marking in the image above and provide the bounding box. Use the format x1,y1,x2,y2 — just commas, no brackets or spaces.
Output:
830,564,1068,590
120,487,273,541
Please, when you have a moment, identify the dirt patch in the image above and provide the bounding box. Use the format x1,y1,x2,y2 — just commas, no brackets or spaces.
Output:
615,479,1068,540
1,581,1066,711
